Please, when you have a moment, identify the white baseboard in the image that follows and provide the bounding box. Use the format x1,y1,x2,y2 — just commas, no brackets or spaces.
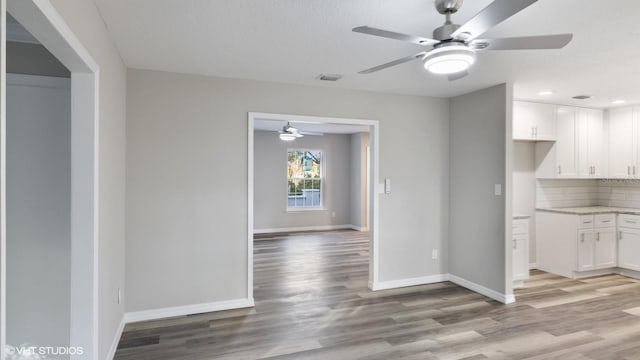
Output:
448,274,514,304
371,274,449,291
254,224,352,234
124,298,255,324
106,315,126,360
349,225,369,232
529,263,538,270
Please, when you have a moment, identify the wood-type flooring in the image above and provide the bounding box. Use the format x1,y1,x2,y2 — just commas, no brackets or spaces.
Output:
115,230,640,359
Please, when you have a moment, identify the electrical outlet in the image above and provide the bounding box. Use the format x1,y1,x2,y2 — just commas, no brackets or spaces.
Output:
331,211,336,218
432,249,438,260
117,288,121,304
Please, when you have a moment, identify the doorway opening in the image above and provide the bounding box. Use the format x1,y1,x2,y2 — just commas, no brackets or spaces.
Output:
2,1,99,357
248,113,380,301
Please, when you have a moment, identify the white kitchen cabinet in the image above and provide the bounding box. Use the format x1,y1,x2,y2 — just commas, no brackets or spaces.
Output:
536,106,605,179
513,101,556,141
537,212,617,278
577,229,595,271
618,214,640,271
595,228,617,268
608,107,636,178
578,108,604,177
512,218,530,287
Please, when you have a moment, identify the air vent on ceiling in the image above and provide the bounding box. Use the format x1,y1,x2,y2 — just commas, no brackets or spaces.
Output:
317,74,343,81
572,95,592,100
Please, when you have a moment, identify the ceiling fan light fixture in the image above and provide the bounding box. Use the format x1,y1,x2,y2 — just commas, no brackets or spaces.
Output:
423,45,476,75
279,133,297,141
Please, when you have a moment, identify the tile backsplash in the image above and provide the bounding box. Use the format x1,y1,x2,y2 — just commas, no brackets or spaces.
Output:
537,179,640,209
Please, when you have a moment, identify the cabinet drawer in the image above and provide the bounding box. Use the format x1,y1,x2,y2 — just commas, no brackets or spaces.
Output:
577,215,595,229
619,214,640,229
594,214,615,228
512,219,529,235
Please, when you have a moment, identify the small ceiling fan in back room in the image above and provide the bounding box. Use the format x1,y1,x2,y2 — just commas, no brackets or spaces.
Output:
352,0,573,81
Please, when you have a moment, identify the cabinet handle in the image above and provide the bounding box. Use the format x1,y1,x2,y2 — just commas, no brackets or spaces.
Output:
558,165,562,175
634,166,637,176
513,239,517,249
629,166,632,176
535,127,538,137
581,233,584,242
531,127,535,137
619,231,622,240
596,232,600,241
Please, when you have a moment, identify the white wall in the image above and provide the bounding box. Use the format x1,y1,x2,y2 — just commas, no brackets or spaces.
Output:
126,69,449,313
47,1,127,358
350,133,369,230
513,141,537,263
253,131,351,231
6,75,70,351
449,84,509,296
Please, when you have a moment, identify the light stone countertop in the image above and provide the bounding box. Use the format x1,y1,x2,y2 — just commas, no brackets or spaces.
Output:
536,206,640,215
513,214,531,219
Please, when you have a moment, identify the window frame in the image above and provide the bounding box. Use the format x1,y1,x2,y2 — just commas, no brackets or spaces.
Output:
286,148,325,211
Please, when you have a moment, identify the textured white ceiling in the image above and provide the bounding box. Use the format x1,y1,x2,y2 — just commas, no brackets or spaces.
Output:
94,0,640,108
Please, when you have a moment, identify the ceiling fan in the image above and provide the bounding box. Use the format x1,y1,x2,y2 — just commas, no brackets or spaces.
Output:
278,122,322,141
352,0,573,80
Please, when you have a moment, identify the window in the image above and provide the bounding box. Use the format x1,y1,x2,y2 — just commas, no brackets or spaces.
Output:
287,149,323,209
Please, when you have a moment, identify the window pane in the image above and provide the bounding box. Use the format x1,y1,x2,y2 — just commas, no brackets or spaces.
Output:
287,149,322,208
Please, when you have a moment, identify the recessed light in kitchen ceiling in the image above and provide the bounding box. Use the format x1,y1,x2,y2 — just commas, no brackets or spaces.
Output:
538,90,553,96
612,99,626,105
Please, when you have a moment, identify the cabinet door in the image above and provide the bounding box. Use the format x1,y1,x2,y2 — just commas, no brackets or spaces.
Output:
594,228,616,269
577,229,595,271
513,101,556,140
556,107,578,177
609,107,634,178
532,103,557,140
578,108,604,177
513,101,535,140
513,235,529,281
619,229,640,271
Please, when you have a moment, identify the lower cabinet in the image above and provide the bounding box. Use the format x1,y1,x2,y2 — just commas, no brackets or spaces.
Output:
512,218,530,287
618,216,640,271
537,212,617,278
577,227,616,271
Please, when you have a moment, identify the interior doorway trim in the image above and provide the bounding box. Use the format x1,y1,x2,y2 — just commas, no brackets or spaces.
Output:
247,112,380,301
2,0,99,358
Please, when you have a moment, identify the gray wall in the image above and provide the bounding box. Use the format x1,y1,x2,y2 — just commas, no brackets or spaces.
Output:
49,1,128,357
253,131,351,230
6,75,71,351
126,68,449,312
350,133,369,230
449,84,509,295
7,41,70,78
513,141,537,263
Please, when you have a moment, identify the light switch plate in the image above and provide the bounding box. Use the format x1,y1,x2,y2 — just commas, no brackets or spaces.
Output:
385,178,391,194
494,184,502,196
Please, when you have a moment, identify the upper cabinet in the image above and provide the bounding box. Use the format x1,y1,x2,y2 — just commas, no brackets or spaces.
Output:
535,106,604,179
608,107,637,178
513,101,557,141
578,108,604,177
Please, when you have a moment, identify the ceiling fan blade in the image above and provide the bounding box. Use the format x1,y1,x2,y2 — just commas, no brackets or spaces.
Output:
352,26,437,46
299,131,324,136
452,0,538,41
471,34,573,50
358,52,427,74
448,71,469,81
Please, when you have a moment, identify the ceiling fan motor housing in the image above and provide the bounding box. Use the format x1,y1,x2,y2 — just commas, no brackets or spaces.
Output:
434,0,464,15
433,23,461,41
